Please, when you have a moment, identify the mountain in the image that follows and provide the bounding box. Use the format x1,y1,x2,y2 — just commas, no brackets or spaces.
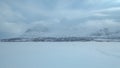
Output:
1,25,120,42
91,28,120,38
89,28,120,42
21,25,49,38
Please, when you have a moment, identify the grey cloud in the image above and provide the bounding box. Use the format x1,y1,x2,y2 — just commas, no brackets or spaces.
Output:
0,0,120,38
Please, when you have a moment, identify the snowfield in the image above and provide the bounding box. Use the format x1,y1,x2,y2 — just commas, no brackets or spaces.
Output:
0,42,120,68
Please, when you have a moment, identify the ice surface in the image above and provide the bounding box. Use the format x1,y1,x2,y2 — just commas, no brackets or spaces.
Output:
0,42,120,68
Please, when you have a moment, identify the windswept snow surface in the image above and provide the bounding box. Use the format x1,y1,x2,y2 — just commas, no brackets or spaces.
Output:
0,42,120,68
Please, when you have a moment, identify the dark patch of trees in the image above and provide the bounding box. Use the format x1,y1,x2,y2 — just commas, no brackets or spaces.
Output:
0,37,94,42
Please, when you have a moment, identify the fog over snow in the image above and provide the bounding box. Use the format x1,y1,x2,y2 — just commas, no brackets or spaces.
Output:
0,0,120,38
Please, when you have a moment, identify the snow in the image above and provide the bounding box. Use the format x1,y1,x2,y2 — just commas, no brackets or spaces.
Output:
0,42,120,68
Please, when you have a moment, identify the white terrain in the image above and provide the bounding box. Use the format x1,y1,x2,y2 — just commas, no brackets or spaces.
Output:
1,0,120,68
0,42,120,68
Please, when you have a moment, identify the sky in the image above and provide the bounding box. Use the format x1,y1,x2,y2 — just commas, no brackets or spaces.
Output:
0,0,120,38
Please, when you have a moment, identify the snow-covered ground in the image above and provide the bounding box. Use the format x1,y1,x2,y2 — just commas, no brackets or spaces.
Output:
0,42,120,68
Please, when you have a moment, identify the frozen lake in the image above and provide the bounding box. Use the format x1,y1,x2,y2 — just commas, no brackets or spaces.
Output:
0,42,120,68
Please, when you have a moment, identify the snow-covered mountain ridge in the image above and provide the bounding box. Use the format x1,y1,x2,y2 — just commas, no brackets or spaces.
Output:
1,24,120,42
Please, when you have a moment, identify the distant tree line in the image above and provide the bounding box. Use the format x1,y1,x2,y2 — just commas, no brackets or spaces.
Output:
1,36,120,42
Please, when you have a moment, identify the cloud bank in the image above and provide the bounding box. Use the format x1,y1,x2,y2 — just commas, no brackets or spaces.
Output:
0,0,120,38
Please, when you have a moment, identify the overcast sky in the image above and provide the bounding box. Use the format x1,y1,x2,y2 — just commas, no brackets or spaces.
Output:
0,0,120,38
